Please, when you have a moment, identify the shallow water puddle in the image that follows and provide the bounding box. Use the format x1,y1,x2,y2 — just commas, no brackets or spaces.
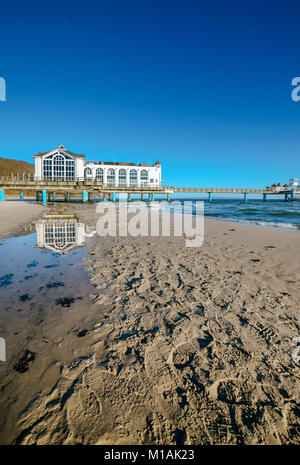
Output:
0,209,95,377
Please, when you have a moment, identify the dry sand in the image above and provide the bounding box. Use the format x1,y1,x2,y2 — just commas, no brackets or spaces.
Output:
0,202,299,444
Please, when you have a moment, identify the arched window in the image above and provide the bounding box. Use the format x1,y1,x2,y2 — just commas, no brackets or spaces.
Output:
130,169,137,186
140,170,148,185
96,167,103,181
107,168,115,185
85,167,92,177
118,169,127,186
43,153,74,181
53,155,65,181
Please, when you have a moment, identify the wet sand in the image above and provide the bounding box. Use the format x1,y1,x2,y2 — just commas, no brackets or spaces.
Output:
0,202,299,444
0,201,46,239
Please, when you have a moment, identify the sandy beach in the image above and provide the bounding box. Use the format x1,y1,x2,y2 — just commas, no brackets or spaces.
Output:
0,202,299,444
0,201,46,239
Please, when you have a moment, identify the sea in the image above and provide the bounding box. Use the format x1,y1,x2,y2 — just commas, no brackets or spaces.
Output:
146,196,300,231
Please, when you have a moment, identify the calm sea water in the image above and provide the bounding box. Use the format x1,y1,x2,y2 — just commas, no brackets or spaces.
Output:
149,197,300,231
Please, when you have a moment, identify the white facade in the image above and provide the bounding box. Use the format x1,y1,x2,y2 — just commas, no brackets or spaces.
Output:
83,161,161,187
33,145,162,187
33,145,85,181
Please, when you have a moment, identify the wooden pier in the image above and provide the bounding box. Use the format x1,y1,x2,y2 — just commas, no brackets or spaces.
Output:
0,175,173,204
0,175,299,203
171,186,300,201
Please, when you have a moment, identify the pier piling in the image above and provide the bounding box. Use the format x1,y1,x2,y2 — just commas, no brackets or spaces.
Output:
208,193,212,202
244,193,248,202
20,191,23,201
82,190,88,202
42,190,47,206
0,189,5,201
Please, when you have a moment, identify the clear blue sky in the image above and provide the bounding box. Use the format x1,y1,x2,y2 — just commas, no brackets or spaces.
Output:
0,0,299,188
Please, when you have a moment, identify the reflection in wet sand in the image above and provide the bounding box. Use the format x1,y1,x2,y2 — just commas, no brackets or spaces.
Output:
35,208,95,255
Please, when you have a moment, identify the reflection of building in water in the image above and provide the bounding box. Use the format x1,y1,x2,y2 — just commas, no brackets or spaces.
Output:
35,209,89,255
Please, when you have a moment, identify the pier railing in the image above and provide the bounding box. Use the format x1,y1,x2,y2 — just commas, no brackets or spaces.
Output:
171,186,265,193
0,175,299,195
0,175,172,192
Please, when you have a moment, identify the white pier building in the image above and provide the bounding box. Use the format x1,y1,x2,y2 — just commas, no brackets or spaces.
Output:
33,145,162,187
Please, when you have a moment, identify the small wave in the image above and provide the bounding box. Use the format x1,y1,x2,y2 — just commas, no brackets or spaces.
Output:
240,208,260,213
238,220,299,231
267,211,300,217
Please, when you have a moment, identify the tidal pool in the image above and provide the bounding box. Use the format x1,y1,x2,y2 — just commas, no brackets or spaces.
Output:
0,208,95,380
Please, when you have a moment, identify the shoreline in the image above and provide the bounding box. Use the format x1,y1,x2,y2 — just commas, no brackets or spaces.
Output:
0,199,299,241
204,214,300,233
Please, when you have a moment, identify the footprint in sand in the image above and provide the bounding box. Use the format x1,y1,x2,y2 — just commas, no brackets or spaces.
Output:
144,316,213,418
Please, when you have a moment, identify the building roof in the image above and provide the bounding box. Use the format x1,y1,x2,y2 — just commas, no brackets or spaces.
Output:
87,161,151,167
32,145,85,159
31,146,160,166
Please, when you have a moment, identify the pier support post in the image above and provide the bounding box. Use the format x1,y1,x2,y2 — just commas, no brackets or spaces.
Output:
128,193,131,202
103,193,107,201
263,193,267,201
42,190,47,206
36,192,39,202
0,190,5,201
150,193,154,202
82,190,88,202
64,193,68,202
47,192,51,202
167,193,171,202
244,193,248,202
112,192,116,202
208,192,212,202
53,192,56,202
141,193,144,201
291,191,295,201
285,194,289,201
20,191,23,201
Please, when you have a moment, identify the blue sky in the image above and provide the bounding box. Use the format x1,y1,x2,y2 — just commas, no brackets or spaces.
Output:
0,0,299,188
